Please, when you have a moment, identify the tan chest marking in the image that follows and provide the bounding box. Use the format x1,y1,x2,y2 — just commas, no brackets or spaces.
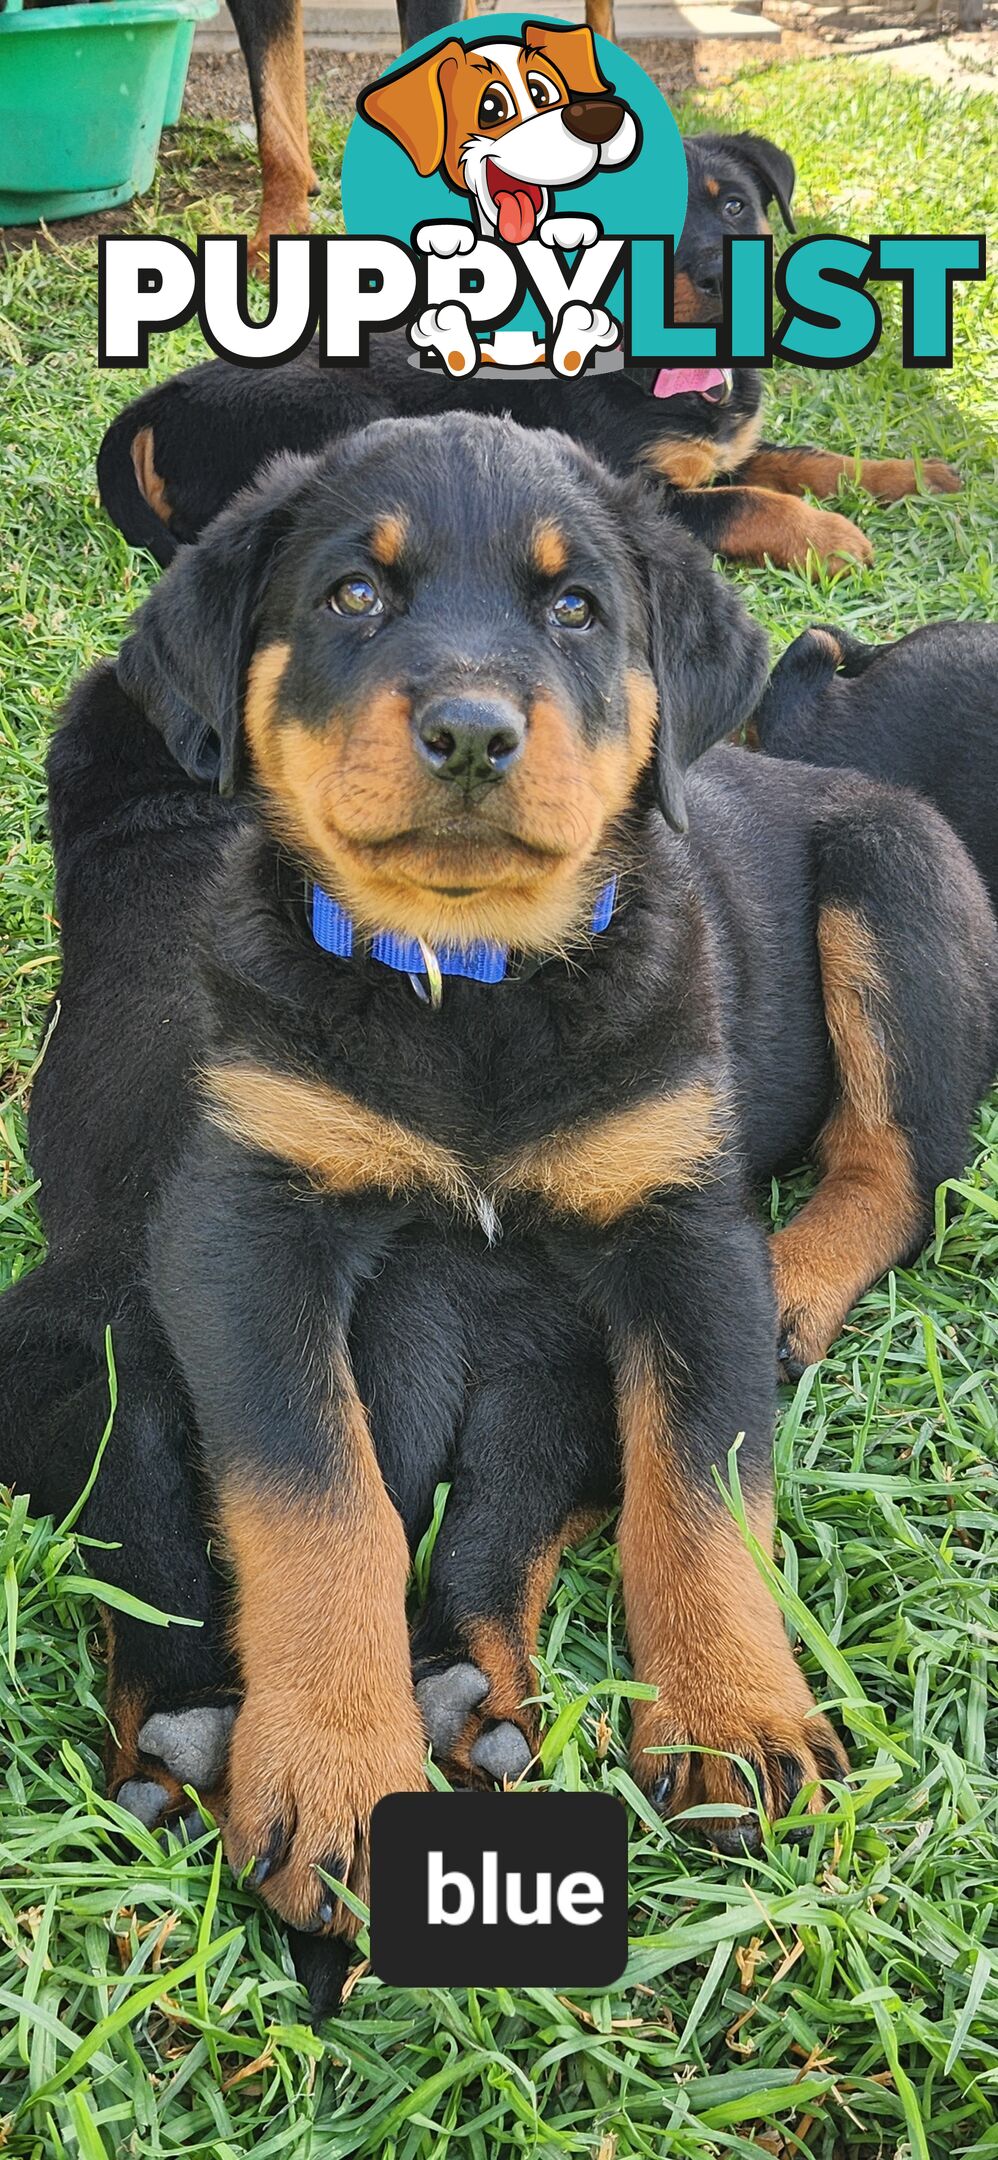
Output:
204,1061,496,1231
498,1082,730,1225
204,1064,728,1233
643,406,764,492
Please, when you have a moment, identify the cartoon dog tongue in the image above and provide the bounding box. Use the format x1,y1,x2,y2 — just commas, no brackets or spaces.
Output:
487,165,542,245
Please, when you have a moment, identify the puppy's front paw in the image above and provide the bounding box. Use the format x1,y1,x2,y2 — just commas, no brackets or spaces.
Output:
551,301,618,377
225,1695,428,1934
794,507,874,574
631,1655,848,1852
858,455,962,501
410,303,479,378
414,221,476,259
538,215,601,252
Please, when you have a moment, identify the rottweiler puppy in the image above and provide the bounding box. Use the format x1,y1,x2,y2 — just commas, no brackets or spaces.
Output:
97,132,958,576
752,620,998,914
4,417,995,1965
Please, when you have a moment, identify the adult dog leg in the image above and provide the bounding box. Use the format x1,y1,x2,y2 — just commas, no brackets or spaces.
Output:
227,0,314,270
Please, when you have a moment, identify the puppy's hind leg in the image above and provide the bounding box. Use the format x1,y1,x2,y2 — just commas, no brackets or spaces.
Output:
411,1347,618,1784
771,795,998,1377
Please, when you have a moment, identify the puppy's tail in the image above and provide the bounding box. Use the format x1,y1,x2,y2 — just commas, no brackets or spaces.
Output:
97,404,180,569
751,624,877,754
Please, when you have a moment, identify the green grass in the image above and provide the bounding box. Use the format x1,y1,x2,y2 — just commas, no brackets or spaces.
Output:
1,53,997,2159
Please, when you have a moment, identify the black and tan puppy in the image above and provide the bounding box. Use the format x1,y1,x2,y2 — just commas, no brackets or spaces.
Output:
3,417,995,1959
98,132,958,577
752,620,998,914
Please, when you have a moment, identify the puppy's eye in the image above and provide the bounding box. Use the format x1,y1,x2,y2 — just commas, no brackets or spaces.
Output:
328,574,383,617
478,84,513,127
722,194,746,217
550,590,594,630
527,72,560,110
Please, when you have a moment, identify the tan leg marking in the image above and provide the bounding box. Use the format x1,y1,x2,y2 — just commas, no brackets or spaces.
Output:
771,904,924,1370
222,1354,426,1934
618,1355,847,1830
738,448,961,502
705,488,874,571
249,2,312,271
499,1082,730,1224
449,1511,603,1776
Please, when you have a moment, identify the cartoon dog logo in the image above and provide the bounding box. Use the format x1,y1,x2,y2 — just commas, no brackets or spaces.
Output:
358,23,640,375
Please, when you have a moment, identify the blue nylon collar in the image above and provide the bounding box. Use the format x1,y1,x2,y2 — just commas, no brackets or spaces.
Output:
310,876,618,988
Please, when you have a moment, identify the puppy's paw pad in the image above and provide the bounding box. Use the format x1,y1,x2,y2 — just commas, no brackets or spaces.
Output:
416,1663,490,1756
138,1704,236,1790
114,1777,172,1829
470,1721,533,1784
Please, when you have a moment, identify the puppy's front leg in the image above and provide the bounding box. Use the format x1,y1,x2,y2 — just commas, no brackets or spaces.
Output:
596,1193,847,1845
152,1129,426,1936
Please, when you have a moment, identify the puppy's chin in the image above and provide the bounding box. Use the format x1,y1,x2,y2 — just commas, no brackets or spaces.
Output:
308,833,608,957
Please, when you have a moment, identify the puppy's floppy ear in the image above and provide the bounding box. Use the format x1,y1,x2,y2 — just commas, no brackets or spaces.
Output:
728,130,796,233
522,23,612,99
358,42,464,177
117,454,313,792
629,493,770,832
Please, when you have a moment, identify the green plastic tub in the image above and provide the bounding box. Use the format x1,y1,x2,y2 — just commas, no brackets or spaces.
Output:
0,0,219,225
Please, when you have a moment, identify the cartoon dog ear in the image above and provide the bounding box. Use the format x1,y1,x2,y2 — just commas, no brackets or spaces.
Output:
628,494,770,831
117,454,314,793
522,22,612,99
357,41,465,177
727,131,796,233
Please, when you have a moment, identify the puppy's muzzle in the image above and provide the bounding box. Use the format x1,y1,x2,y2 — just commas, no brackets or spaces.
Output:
563,98,626,145
415,695,526,787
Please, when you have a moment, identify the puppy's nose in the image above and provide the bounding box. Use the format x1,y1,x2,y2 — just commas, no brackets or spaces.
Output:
415,696,526,785
562,97,625,145
692,251,724,298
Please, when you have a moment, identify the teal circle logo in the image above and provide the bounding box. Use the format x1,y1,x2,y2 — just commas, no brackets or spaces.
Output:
342,17,686,246
340,15,686,367
343,16,686,243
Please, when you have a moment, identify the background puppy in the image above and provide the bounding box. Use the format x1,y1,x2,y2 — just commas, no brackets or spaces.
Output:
98,128,958,574
6,416,995,1985
752,620,998,911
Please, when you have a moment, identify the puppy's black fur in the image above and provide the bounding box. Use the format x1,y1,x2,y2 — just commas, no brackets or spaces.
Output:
100,133,955,579
4,416,995,1986
753,620,998,912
